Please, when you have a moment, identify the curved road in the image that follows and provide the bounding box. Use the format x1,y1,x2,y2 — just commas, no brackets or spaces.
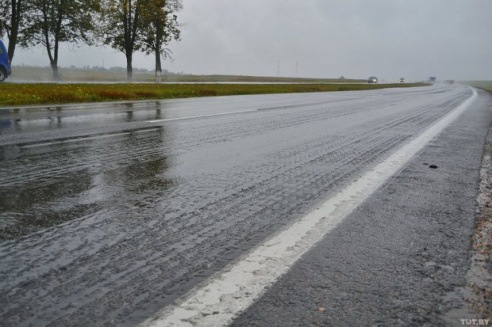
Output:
0,84,490,326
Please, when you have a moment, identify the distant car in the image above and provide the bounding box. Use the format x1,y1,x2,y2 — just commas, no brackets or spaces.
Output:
367,76,378,83
399,78,405,83
0,40,12,82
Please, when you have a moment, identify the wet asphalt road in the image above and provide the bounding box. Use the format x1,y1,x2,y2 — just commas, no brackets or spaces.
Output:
231,88,492,327
0,85,490,326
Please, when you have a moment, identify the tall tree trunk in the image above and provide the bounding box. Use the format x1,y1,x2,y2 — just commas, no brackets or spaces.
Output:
51,63,59,81
52,37,60,81
8,0,21,63
155,48,162,83
8,34,17,63
44,38,60,81
126,52,133,81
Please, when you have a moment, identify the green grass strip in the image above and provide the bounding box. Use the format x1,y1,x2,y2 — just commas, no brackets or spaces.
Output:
0,83,428,107
465,81,492,93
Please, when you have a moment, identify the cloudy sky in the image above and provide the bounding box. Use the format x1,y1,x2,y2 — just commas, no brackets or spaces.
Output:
11,0,492,81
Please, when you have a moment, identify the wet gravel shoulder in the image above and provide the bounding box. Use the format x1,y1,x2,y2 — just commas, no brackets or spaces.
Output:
444,101,492,323
473,125,492,317
230,89,492,327
468,121,492,317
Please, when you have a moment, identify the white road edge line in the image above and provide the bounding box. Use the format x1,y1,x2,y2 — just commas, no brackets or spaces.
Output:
147,109,259,123
140,89,477,327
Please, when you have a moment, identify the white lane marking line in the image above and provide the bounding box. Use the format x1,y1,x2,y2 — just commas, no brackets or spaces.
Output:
20,128,159,149
140,89,477,327
146,109,259,123
20,132,130,149
18,105,284,149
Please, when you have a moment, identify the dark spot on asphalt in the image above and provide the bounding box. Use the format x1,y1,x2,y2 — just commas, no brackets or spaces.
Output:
429,165,438,169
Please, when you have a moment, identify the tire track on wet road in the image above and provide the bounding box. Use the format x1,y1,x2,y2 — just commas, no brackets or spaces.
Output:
0,85,475,326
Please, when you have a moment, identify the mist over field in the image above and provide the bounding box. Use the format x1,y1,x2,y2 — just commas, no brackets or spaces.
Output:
6,0,492,82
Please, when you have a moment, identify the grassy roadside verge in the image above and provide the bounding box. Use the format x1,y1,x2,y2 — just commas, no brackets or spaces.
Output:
465,81,492,93
0,83,427,107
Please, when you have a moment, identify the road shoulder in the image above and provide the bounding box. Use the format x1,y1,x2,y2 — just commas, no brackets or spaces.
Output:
444,107,492,324
230,89,492,327
472,122,492,318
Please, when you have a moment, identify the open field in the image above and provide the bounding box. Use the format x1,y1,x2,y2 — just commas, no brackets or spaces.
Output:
0,82,428,107
465,81,492,92
8,65,366,84
0,66,428,107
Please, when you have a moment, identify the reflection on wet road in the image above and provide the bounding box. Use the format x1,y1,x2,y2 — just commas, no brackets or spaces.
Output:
0,85,474,326
0,126,172,239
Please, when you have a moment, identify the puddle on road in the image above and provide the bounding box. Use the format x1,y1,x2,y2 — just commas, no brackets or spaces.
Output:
0,102,167,136
0,125,178,241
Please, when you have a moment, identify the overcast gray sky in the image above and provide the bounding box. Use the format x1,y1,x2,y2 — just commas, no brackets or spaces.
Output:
11,0,492,81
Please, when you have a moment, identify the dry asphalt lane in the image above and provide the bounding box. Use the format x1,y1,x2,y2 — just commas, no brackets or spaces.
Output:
0,84,490,326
